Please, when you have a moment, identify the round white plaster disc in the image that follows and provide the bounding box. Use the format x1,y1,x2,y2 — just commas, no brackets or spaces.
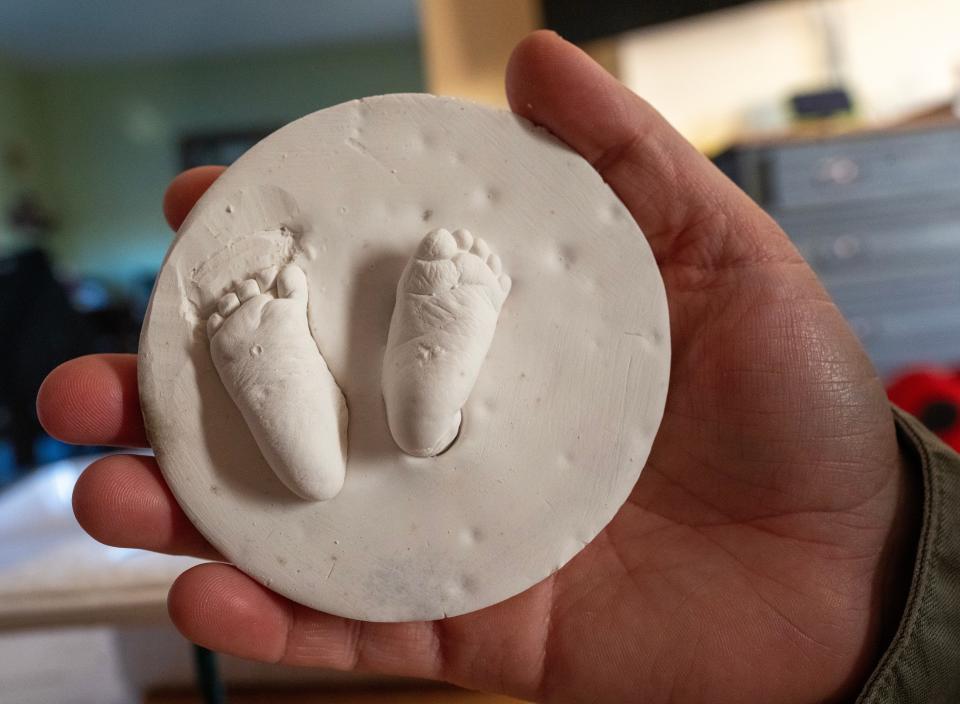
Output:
140,94,670,622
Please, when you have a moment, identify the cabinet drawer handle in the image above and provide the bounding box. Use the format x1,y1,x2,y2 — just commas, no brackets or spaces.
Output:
817,157,860,185
832,234,862,260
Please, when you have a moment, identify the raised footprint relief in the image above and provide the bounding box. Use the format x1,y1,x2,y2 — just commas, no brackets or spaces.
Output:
382,228,511,457
207,263,348,500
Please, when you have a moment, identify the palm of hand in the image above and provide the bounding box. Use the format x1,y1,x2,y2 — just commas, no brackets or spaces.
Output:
459,251,902,703
39,32,914,704
439,33,909,703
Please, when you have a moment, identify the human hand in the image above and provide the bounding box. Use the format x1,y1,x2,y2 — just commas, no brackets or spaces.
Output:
39,31,918,703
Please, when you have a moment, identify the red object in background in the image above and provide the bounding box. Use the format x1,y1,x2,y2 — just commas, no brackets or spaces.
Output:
887,367,960,452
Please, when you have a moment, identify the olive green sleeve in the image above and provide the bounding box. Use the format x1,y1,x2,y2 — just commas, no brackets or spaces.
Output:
857,406,960,703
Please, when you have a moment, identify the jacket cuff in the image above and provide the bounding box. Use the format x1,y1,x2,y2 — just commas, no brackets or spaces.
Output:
857,406,960,703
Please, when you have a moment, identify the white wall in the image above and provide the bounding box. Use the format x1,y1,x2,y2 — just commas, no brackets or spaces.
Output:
618,0,960,152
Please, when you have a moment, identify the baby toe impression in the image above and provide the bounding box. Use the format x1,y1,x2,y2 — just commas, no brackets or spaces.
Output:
218,292,241,316
207,312,224,337
417,228,458,260
256,265,279,292
236,279,261,302
470,237,490,262
277,263,308,300
452,228,473,250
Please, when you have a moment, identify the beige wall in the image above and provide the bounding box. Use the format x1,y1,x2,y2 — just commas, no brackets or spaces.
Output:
420,0,540,106
618,0,960,152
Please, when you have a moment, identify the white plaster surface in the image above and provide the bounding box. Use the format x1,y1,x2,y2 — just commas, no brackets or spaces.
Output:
139,94,671,622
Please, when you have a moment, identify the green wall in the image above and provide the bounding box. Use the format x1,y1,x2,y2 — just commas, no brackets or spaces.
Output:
0,59,33,251
8,39,422,284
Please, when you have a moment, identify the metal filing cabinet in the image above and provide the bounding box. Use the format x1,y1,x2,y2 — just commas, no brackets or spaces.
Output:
717,124,960,378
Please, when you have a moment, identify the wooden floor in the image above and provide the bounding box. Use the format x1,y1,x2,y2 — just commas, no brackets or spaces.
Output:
146,684,524,703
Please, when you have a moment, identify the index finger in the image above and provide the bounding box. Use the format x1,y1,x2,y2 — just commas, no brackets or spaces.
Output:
163,165,225,231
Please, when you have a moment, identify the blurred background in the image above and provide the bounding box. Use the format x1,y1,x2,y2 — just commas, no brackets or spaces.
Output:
0,1,958,702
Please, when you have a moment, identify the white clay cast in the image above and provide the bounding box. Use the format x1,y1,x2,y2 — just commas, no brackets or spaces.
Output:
139,94,670,622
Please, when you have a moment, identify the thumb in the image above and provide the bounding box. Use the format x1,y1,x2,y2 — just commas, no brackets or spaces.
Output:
506,31,795,270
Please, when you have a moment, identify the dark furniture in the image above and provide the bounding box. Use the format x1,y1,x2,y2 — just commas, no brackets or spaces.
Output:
717,122,960,378
0,249,93,472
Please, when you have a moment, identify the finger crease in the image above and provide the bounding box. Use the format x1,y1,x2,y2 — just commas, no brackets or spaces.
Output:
278,600,298,664
589,129,648,178
347,618,366,670
430,618,452,682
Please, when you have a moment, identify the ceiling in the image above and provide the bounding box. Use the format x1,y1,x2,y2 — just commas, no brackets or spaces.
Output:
0,0,419,68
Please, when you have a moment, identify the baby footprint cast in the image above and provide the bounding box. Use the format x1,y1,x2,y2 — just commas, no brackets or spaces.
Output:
382,228,511,456
207,228,509,501
207,264,348,501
